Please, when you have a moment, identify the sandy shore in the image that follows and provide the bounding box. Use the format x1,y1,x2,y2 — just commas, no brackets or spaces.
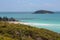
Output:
8,21,60,27
8,21,34,26
8,21,51,26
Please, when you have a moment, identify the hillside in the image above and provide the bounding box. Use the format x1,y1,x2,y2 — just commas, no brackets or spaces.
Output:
0,21,60,40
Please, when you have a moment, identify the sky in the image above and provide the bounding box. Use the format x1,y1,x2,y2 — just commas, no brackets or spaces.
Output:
0,0,60,12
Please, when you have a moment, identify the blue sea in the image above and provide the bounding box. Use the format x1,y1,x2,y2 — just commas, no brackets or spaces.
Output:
0,12,60,33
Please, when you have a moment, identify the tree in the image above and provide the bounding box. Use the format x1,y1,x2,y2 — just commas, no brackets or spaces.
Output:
2,17,8,21
0,17,2,21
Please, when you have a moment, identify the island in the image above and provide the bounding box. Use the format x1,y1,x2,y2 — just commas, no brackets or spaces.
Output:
34,10,54,14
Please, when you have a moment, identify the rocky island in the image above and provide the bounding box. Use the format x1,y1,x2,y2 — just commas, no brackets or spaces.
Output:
34,10,54,14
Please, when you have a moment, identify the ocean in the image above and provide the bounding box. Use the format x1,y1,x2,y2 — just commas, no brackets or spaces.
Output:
0,12,60,33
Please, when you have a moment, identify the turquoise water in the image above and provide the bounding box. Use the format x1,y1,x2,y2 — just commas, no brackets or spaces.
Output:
0,12,60,33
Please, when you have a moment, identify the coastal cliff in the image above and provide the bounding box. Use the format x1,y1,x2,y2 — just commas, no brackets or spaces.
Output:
34,10,54,14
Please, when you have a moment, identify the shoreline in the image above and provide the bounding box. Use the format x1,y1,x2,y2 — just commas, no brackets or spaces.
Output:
8,21,60,33
8,21,60,27
8,21,35,26
8,21,50,26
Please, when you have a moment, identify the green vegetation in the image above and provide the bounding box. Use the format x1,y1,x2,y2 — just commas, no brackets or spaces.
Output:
0,21,60,40
0,17,17,21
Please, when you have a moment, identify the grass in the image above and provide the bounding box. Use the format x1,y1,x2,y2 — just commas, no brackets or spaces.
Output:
0,21,60,40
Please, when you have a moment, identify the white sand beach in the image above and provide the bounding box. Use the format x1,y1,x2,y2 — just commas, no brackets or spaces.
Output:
8,21,35,26
8,21,60,27
8,21,54,26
